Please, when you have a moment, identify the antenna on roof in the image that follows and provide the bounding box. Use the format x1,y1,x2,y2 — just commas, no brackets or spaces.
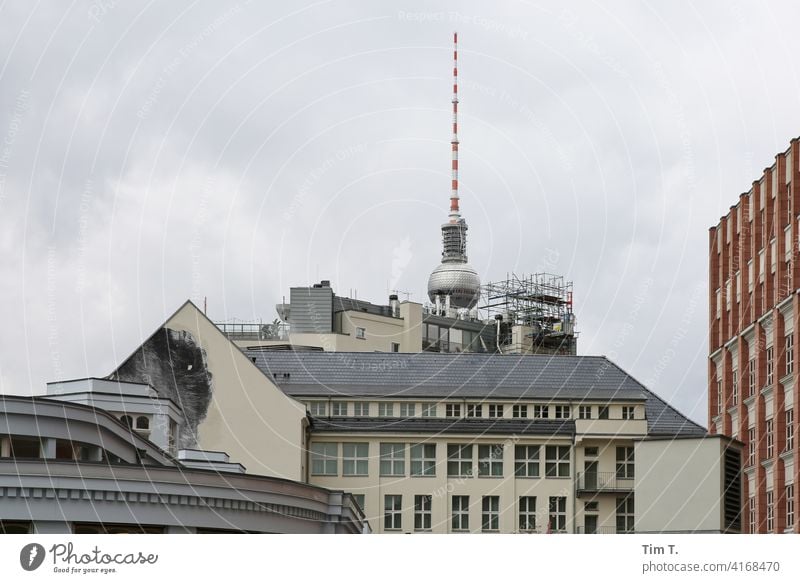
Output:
449,31,460,223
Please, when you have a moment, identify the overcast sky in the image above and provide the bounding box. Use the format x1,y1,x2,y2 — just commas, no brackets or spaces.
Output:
3,1,800,424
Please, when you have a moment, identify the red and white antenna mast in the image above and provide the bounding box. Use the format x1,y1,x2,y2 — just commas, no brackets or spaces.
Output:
449,31,460,223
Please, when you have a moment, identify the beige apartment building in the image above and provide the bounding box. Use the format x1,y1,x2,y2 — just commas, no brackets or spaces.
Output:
33,299,735,534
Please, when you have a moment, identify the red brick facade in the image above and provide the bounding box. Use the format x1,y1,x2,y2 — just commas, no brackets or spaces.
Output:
709,138,800,533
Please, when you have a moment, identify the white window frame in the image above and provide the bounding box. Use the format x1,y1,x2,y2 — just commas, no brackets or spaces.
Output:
787,409,795,452
554,405,570,419
378,402,395,417
379,443,405,476
384,495,402,530
488,404,503,418
548,496,567,532
616,496,634,533
519,496,536,532
533,405,549,419
787,333,795,375
616,446,634,479
767,490,775,532
512,404,528,418
355,327,366,339
421,403,436,417
452,496,469,531
767,346,774,385
310,442,338,476
342,442,369,476
466,404,482,417
445,403,461,418
331,401,348,416
481,496,499,532
410,443,436,477
353,401,369,416
390,342,400,352
478,444,504,477
545,445,570,478
414,495,432,531
309,402,327,416
766,418,775,458
399,402,416,417
578,405,592,419
787,484,795,528
621,406,635,420
447,444,473,477
514,445,540,478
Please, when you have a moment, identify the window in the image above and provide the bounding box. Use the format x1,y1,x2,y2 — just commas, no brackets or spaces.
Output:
766,418,775,458
584,501,599,512
748,259,754,293
399,402,416,417
414,495,432,531
410,443,436,477
512,404,527,418
616,446,634,479
545,445,570,477
584,447,599,457
616,496,634,533
135,416,149,430
725,279,731,311
481,496,499,531
579,405,592,419
621,406,635,420
749,358,756,396
716,380,722,415
766,490,774,532
447,444,473,477
478,444,504,477
598,406,609,420
378,402,394,417
715,288,721,318
379,443,405,476
466,404,482,417
771,239,777,273
548,497,566,532
331,402,347,416
767,346,774,385
533,405,549,419
353,402,369,416
787,484,795,528
749,496,756,533
732,370,739,406
352,494,365,512
514,445,540,477
310,443,337,476
759,249,766,282
488,404,503,418
355,327,366,339
554,405,570,419
391,342,400,353
519,497,536,532
384,495,402,530
787,334,794,375
787,409,795,451
421,403,436,417
747,427,756,466
736,271,742,303
309,402,327,416
342,443,369,476
121,415,133,428
452,496,469,531
445,403,461,418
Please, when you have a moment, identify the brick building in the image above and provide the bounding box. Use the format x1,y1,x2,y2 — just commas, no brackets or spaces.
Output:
709,138,800,533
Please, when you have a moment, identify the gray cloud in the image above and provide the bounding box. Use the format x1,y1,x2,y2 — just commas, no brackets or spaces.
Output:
3,0,800,425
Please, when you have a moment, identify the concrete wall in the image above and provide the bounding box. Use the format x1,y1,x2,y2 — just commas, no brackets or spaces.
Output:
164,302,307,480
635,437,725,533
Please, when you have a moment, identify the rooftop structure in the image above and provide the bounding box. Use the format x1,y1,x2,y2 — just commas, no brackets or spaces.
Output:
427,32,481,312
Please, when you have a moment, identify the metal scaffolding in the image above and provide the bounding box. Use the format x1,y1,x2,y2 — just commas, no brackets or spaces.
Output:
479,273,577,354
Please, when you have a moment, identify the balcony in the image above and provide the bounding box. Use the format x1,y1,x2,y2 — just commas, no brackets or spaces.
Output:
215,321,289,341
576,471,634,496
576,526,618,534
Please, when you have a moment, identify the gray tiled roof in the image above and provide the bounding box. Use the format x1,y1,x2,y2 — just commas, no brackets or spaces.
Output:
248,351,706,437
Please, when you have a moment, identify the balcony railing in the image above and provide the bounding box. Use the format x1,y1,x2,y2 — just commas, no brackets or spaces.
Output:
576,471,634,495
215,321,289,341
576,526,617,534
